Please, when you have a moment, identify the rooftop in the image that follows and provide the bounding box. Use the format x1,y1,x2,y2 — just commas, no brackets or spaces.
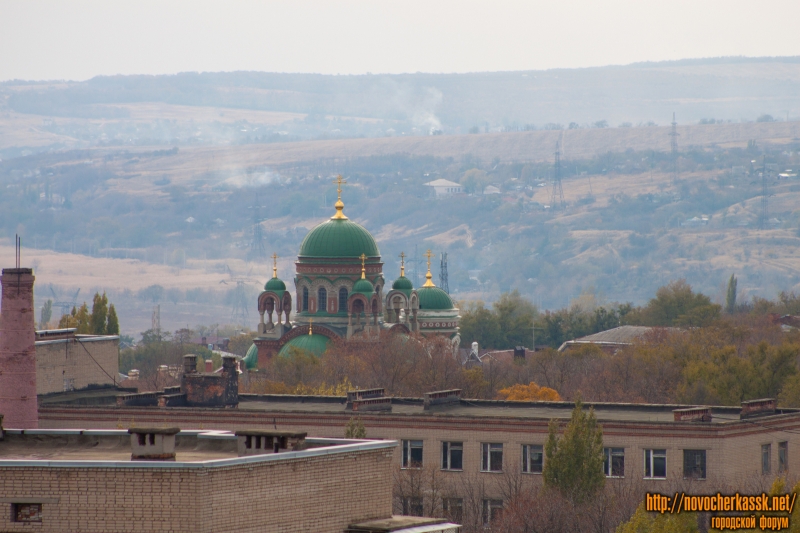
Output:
558,325,681,351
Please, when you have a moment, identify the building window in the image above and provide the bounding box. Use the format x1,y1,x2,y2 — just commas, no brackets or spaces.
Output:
522,444,543,474
482,499,503,526
779,442,788,473
302,287,309,311
604,447,625,477
441,441,463,470
339,287,348,313
443,498,463,523
683,450,706,480
402,440,423,468
318,288,327,313
402,497,423,517
644,449,667,479
762,444,772,475
13,503,42,523
481,443,503,472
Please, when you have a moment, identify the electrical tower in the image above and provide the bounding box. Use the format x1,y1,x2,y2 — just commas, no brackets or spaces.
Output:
439,252,449,294
550,141,565,210
669,112,680,180
759,156,769,230
151,305,161,337
221,266,258,326
247,197,267,260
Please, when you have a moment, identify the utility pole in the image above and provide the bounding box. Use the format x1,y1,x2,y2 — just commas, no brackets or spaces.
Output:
759,156,769,230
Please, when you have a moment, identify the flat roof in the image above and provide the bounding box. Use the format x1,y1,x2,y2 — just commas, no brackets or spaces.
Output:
236,394,798,425
0,429,394,468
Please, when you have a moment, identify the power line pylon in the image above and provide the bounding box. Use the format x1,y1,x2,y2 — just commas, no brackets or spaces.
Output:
550,141,565,210
439,252,449,294
759,156,769,230
247,196,267,260
669,112,680,180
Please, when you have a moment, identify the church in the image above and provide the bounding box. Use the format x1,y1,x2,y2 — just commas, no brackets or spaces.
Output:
243,176,460,369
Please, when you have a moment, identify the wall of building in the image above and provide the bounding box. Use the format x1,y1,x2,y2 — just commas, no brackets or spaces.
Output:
37,405,800,495
35,336,119,395
0,447,393,533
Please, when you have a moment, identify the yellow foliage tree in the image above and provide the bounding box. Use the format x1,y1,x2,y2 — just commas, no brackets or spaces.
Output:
497,381,561,401
616,502,698,533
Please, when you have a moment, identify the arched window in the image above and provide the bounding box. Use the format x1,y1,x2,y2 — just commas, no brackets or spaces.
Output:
318,287,327,313
302,287,309,311
339,287,348,313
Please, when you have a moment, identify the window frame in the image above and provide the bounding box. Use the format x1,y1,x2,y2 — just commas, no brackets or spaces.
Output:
762,443,772,475
482,499,503,526
302,287,309,311
338,287,348,313
682,449,706,480
644,449,667,479
603,447,625,478
521,444,544,474
318,287,327,313
779,442,788,473
402,439,423,469
481,442,503,473
441,441,463,471
13,503,43,523
402,497,423,517
442,497,463,523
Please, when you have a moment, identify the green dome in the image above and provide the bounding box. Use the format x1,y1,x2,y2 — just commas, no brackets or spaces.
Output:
243,343,259,370
298,218,380,258
353,277,374,296
264,277,286,292
417,286,454,310
392,275,413,295
277,334,331,357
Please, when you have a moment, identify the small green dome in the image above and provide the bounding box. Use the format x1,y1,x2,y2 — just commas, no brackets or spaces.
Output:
277,334,331,357
392,275,413,295
264,277,286,292
298,218,380,258
353,277,374,296
243,343,259,370
417,286,454,310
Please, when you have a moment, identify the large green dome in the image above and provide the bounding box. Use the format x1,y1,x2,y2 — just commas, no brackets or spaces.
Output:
277,334,331,357
417,286,454,310
298,218,380,258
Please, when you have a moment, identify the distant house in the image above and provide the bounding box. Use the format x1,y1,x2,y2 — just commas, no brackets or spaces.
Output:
483,185,501,195
558,325,680,353
424,179,462,197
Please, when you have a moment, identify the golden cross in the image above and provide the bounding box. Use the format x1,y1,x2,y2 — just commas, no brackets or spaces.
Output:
423,249,435,287
399,252,405,277
425,249,432,270
333,175,347,200
272,253,278,278
359,253,367,279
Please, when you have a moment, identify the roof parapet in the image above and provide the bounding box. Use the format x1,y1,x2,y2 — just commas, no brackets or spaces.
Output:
424,389,461,410
350,397,392,413
741,398,777,419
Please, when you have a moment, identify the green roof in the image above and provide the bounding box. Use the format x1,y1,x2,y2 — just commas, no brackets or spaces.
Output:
417,286,454,310
264,277,287,292
391,276,413,296
353,277,374,296
243,343,259,370
298,218,380,258
277,334,331,357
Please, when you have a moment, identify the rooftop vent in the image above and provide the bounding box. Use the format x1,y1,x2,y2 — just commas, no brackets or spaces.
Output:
673,407,712,423
741,398,777,419
128,427,180,461
424,389,461,410
235,430,307,456
350,397,392,413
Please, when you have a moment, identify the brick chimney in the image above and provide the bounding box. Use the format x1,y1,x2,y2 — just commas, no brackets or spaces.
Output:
128,427,180,461
183,354,197,374
204,359,213,373
0,268,37,429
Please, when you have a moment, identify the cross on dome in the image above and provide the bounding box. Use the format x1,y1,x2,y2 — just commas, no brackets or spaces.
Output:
272,253,279,278
423,249,435,287
331,175,348,220
360,253,367,279
399,252,406,277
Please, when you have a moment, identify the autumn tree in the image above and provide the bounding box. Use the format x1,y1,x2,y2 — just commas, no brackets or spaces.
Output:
90,292,108,334
40,299,52,329
726,274,738,314
616,502,699,533
497,382,561,401
106,304,120,335
627,279,720,327
543,398,605,502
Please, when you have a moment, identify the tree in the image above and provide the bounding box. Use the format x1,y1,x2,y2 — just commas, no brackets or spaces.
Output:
106,304,120,335
458,301,503,349
460,168,488,195
40,299,52,329
543,397,605,502
497,382,561,401
73,303,91,334
726,274,738,314
493,290,536,349
628,280,720,327
616,502,699,533
90,292,108,335
345,416,366,438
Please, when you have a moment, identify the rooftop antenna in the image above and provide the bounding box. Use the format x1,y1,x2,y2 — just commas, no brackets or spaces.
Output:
152,304,161,337
550,141,565,210
759,156,769,230
439,252,449,294
669,112,679,181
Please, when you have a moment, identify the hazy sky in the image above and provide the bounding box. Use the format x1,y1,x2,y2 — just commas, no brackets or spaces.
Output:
3,0,800,81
